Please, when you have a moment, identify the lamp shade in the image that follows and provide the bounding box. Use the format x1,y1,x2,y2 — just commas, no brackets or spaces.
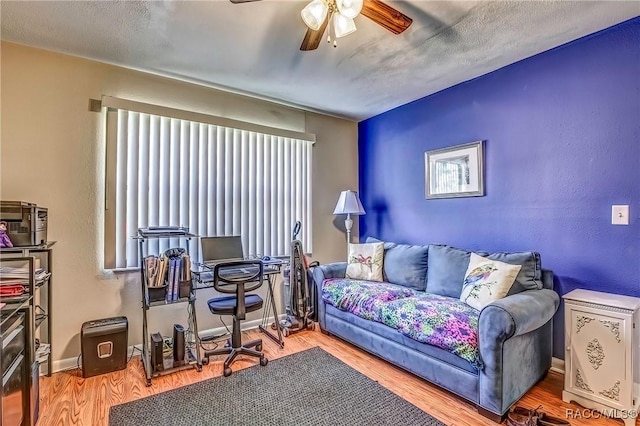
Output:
333,190,365,215
301,0,328,31
333,13,356,38
336,0,363,19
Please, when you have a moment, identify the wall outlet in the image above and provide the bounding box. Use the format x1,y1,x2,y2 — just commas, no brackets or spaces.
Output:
612,205,629,225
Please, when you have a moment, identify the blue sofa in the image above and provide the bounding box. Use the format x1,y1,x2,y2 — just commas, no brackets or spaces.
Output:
311,241,560,421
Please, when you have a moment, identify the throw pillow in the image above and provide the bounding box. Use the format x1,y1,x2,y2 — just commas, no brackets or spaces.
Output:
460,253,522,310
346,242,384,282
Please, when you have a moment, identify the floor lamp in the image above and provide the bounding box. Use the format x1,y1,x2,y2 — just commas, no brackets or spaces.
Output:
333,190,366,250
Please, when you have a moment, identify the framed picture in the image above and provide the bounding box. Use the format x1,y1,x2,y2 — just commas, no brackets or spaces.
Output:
425,140,484,199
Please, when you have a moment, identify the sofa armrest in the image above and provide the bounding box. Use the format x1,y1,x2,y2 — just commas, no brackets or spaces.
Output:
311,262,347,330
312,262,347,282
478,288,560,415
479,289,560,343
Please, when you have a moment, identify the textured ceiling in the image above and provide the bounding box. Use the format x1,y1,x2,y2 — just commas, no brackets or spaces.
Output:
1,1,638,120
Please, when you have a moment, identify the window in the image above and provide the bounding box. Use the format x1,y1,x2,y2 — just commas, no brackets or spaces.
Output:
103,98,314,270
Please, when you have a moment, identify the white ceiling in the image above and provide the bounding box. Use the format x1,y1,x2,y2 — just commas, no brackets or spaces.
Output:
1,1,638,120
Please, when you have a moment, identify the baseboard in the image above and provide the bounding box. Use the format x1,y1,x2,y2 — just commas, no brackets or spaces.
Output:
51,314,286,374
551,357,565,374
51,356,79,373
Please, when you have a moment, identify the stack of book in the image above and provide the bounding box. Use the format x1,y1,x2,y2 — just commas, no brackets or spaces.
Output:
144,252,192,302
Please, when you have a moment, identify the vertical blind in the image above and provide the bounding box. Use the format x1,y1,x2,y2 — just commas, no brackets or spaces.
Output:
104,103,313,270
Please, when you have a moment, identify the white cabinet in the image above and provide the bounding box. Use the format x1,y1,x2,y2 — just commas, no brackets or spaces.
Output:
562,289,640,426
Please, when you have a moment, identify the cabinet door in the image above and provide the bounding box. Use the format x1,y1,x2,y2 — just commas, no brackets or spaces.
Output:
567,305,632,408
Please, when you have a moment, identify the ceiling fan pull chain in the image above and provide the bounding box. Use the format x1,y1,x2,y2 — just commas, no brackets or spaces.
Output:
328,10,339,47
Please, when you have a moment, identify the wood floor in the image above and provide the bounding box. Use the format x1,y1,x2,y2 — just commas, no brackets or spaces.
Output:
39,328,633,426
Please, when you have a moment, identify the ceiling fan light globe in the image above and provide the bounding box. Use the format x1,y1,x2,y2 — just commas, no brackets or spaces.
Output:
336,0,363,19
333,13,356,38
301,0,328,31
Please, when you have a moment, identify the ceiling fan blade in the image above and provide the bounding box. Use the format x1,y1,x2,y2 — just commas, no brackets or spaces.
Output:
300,15,330,51
229,0,261,3
360,0,413,35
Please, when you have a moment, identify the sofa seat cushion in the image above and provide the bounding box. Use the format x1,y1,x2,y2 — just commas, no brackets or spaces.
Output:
322,278,417,322
325,304,479,374
380,293,482,369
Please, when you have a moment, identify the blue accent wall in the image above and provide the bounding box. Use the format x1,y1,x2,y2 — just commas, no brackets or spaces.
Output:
358,18,640,359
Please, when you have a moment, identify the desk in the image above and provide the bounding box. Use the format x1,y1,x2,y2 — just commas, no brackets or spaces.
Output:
191,261,285,348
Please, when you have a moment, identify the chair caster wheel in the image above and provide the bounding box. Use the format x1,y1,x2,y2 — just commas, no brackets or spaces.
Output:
202,358,209,365
260,357,268,367
255,344,262,352
223,367,232,377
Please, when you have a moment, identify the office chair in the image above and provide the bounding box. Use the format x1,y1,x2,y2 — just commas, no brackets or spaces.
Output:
203,260,268,376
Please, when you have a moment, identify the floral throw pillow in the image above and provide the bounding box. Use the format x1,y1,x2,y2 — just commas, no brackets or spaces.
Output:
345,242,384,282
460,253,522,310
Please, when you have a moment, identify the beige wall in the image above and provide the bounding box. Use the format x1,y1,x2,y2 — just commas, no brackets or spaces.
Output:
0,42,358,364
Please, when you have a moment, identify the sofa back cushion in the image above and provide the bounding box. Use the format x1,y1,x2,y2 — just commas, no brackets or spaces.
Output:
426,245,486,298
367,238,543,297
383,243,430,291
366,237,429,291
486,251,542,294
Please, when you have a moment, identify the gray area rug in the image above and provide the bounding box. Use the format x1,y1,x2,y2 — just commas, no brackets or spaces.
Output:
109,347,446,426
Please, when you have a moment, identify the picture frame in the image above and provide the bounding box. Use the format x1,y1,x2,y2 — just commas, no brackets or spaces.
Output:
425,140,484,199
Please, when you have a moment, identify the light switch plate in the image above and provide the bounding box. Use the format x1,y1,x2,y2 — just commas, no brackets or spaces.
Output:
612,205,629,225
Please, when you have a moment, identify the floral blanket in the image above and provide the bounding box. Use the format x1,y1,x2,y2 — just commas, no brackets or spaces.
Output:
380,294,481,368
321,278,417,322
322,278,481,369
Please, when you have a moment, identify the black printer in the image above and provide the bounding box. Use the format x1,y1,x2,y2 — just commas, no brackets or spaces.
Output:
0,201,48,247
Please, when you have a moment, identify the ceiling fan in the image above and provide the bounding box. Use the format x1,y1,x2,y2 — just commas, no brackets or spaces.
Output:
229,0,413,51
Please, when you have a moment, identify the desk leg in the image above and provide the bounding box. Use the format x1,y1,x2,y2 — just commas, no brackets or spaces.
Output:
258,274,284,348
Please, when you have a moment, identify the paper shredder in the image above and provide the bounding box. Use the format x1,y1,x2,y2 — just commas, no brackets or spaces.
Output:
80,317,128,378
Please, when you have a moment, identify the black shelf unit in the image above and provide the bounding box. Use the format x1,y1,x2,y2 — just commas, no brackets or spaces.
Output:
0,254,37,426
1,242,54,379
134,230,201,386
